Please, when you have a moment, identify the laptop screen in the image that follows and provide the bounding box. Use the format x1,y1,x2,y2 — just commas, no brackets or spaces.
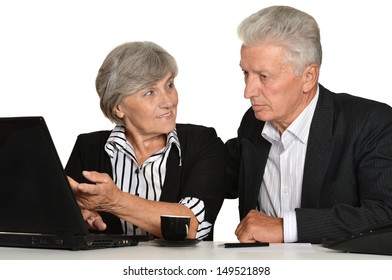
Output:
0,117,89,236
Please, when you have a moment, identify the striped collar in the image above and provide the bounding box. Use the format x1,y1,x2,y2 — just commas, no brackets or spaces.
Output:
104,126,182,165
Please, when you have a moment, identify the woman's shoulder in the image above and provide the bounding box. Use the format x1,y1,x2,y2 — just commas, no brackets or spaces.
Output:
175,123,223,150
176,123,218,137
75,130,112,145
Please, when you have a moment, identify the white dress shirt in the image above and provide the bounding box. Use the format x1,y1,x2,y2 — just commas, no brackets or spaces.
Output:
259,89,319,242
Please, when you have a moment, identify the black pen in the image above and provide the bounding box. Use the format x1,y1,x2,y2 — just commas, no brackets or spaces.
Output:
223,242,269,248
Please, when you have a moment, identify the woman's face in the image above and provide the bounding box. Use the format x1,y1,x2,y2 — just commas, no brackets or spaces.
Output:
115,72,178,139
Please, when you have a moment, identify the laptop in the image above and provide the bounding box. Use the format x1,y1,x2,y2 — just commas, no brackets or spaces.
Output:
0,116,151,250
322,222,392,256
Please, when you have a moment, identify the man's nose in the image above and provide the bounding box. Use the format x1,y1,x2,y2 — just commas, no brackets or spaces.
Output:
244,75,260,99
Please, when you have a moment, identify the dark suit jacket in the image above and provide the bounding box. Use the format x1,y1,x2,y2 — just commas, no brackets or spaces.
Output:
226,84,392,243
65,124,226,241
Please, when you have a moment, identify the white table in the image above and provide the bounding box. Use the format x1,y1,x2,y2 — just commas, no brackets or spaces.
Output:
1,241,391,260
1,241,392,280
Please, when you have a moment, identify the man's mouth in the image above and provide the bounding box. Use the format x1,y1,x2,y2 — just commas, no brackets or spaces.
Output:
158,111,172,118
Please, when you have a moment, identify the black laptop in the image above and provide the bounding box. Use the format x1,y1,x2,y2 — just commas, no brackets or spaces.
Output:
322,222,392,256
0,116,150,250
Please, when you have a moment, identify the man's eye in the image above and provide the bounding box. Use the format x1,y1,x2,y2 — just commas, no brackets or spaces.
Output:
259,74,268,80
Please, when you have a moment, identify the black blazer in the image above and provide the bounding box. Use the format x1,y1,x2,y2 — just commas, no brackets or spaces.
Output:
65,124,226,241
226,84,392,243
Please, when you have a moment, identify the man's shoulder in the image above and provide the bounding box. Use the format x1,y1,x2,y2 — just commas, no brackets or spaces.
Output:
319,84,392,127
237,107,265,138
320,84,391,111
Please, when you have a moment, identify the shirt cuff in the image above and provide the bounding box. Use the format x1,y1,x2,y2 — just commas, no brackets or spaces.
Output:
179,197,212,240
283,211,298,243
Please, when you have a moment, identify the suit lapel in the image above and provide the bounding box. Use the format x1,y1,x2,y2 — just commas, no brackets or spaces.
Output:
240,126,271,218
301,85,334,208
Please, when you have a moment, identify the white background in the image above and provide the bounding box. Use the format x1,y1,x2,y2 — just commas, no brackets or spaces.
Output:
1,0,391,242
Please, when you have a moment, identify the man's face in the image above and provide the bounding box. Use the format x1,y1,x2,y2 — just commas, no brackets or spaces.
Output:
240,44,310,133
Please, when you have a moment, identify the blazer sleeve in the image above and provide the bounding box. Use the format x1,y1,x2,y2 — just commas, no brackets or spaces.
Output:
225,137,241,199
173,125,226,227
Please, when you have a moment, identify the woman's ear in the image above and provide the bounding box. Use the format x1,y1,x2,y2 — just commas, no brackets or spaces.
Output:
113,104,125,119
302,64,319,93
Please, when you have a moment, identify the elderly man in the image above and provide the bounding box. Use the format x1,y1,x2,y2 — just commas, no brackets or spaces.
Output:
226,5,392,243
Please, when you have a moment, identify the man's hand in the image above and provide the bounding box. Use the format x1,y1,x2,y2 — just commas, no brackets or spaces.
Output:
235,210,284,243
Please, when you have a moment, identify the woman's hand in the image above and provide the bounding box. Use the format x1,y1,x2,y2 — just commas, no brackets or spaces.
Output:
69,171,123,212
67,175,108,231
80,208,107,231
68,171,197,238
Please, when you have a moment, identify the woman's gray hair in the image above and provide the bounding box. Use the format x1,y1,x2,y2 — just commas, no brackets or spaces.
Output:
238,6,322,75
96,41,178,125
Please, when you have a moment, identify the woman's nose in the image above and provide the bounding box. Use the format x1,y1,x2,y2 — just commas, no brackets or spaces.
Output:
159,89,176,108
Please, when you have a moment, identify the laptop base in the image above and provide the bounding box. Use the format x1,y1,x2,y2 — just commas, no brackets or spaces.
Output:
0,232,143,250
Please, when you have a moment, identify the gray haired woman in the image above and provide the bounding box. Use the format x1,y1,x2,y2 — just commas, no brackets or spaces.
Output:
66,41,225,241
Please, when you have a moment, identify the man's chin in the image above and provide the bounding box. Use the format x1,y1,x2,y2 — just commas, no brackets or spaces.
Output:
253,110,270,122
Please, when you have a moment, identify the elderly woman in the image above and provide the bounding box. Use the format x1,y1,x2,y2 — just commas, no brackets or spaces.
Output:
65,41,225,241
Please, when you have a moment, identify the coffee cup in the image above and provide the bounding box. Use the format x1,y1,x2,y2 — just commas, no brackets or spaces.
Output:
160,215,191,241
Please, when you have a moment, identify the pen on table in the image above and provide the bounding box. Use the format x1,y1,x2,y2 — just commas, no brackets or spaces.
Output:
221,242,269,248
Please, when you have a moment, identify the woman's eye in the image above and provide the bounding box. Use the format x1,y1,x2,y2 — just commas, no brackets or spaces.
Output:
167,81,175,89
143,90,153,97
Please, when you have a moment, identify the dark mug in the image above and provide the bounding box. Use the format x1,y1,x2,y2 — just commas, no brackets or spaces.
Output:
160,215,191,241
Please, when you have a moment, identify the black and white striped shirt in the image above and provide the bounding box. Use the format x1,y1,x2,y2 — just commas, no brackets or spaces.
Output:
104,126,211,239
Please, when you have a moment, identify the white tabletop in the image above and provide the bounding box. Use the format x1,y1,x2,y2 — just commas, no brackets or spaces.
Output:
1,241,391,260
